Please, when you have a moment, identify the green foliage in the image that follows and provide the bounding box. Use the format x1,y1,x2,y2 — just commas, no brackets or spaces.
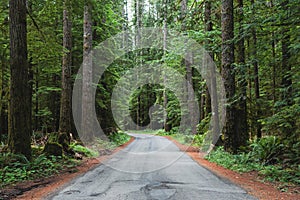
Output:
108,131,131,146
69,143,98,157
156,129,169,136
157,127,205,147
250,136,284,165
192,134,206,147
259,165,300,184
260,102,300,136
197,114,211,135
0,152,78,187
206,143,300,186
128,129,159,135
283,140,300,166
206,146,262,172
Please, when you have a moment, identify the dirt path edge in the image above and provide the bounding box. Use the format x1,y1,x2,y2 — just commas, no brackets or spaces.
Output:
163,135,300,200
5,137,135,200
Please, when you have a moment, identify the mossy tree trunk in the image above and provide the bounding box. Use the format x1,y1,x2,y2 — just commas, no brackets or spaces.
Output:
235,0,248,147
8,0,32,159
59,0,72,147
221,0,238,152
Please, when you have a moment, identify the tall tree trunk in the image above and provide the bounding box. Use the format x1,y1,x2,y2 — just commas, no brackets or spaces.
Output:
181,0,197,134
251,0,262,139
163,0,170,132
8,0,31,159
59,0,72,142
34,66,39,131
0,52,3,138
235,0,248,146
205,1,220,144
135,0,142,130
204,2,212,116
28,59,33,134
221,0,237,152
82,2,93,141
122,0,128,49
280,1,293,138
204,2,212,118
271,0,276,107
49,75,60,132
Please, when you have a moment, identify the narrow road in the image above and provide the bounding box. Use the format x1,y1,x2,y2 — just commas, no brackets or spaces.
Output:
47,134,257,200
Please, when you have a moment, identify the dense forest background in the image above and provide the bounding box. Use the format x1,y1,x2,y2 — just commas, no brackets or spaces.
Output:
0,0,299,186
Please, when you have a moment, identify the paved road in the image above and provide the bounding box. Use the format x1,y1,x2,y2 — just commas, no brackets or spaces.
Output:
47,134,257,200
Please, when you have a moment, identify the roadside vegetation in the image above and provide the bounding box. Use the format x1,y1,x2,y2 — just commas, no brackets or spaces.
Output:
0,0,298,196
0,131,130,188
156,128,300,190
206,140,300,187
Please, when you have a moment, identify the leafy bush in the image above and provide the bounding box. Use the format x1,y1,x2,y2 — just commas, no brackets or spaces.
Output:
69,143,99,157
206,146,300,185
156,129,168,135
0,152,78,187
197,114,211,135
283,140,300,166
260,103,300,137
193,134,207,147
108,131,131,146
250,136,284,165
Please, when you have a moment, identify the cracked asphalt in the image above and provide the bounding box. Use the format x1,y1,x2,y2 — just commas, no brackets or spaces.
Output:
46,134,257,200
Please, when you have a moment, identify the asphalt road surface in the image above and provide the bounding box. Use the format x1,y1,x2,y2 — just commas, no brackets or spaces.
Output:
47,134,257,200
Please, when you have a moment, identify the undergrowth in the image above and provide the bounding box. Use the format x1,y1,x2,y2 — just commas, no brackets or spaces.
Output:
206,145,300,186
127,129,159,135
0,149,79,188
108,131,131,146
156,128,206,147
158,127,300,187
0,131,131,188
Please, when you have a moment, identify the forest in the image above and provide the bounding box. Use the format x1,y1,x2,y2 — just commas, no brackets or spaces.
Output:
0,0,299,196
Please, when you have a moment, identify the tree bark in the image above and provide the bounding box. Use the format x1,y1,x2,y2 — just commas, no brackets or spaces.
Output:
251,0,262,139
8,0,32,159
181,0,197,134
135,0,142,130
59,0,72,140
235,0,248,146
204,2,212,116
221,0,237,152
205,1,221,144
82,2,93,141
163,0,170,132
204,1,212,118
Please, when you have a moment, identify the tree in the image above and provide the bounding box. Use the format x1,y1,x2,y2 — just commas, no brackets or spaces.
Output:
180,0,197,134
8,0,32,159
204,1,220,145
82,1,93,141
59,0,72,143
134,0,143,129
221,0,237,152
163,0,170,132
235,0,248,146
251,0,262,139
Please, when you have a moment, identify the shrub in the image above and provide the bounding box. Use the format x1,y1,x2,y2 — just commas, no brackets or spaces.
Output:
250,136,284,165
